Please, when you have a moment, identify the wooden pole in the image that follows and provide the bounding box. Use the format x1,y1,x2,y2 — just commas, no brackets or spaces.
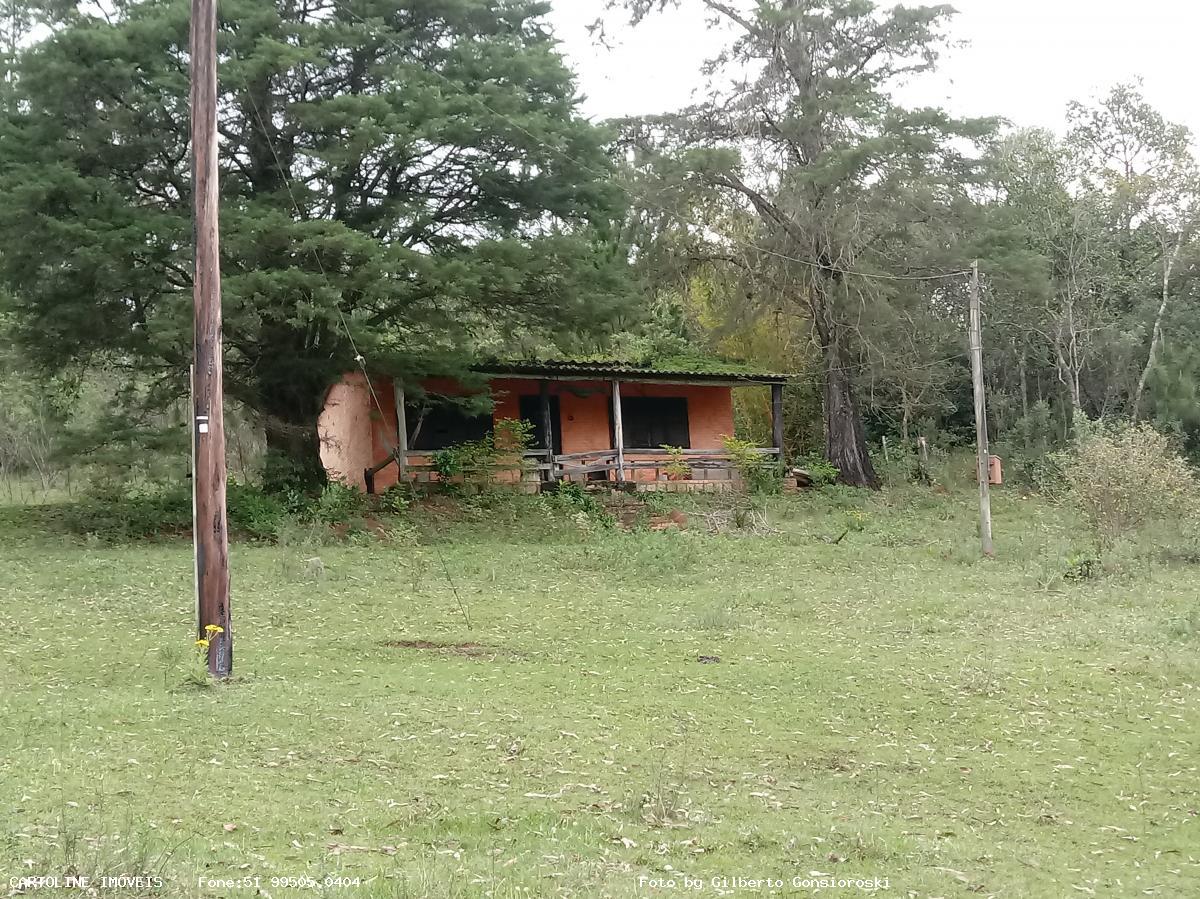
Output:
539,379,555,484
190,0,232,676
190,364,199,628
969,260,994,558
770,382,784,459
611,379,625,484
393,379,407,484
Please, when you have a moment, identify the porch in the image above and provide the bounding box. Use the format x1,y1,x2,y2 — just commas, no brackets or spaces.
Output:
323,361,789,494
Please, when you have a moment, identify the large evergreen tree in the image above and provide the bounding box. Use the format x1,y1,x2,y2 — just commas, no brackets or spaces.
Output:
0,0,632,489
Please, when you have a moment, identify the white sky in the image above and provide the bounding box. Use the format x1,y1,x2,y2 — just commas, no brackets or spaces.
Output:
547,0,1200,139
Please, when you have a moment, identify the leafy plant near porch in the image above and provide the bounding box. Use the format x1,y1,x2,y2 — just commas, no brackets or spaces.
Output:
660,444,691,481
432,418,536,490
722,435,783,494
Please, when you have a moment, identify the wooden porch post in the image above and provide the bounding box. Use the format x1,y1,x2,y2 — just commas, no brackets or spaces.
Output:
611,379,626,483
392,379,408,483
539,379,556,483
770,382,785,459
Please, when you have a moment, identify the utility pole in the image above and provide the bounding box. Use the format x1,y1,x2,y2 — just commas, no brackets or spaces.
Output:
190,0,232,676
968,260,994,558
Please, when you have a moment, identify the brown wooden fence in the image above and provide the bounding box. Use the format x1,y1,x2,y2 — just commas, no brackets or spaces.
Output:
364,447,782,492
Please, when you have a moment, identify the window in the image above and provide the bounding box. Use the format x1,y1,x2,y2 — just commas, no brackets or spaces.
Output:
406,402,491,450
620,396,690,449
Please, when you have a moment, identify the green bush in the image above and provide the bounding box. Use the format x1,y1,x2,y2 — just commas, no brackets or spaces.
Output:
432,418,535,491
377,483,411,515
722,435,784,494
311,481,369,526
226,482,288,539
542,481,614,529
795,454,839,487
1060,421,1198,550
58,480,289,542
988,401,1072,491
660,444,691,480
59,484,192,540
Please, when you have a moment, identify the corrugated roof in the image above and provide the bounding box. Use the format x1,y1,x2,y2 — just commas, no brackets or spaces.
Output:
475,359,791,384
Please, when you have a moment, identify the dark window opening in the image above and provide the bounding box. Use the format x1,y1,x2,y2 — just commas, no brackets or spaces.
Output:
406,401,491,450
518,394,562,455
621,396,690,449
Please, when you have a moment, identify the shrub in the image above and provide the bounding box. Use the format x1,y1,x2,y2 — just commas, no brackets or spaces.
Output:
59,484,191,540
1062,551,1102,582
660,444,691,481
432,418,535,491
493,417,535,453
1060,421,1198,550
226,481,288,539
311,481,369,526
542,481,614,529
377,483,411,515
57,480,289,542
795,454,839,488
722,435,783,494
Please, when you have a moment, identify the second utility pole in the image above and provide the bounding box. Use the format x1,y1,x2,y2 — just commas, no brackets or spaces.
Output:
968,260,994,558
190,0,232,675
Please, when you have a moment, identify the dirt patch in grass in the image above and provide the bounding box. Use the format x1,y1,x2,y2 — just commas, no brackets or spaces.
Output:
382,639,513,658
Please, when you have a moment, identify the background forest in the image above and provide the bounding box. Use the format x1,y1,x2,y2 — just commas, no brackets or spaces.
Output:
1,0,1198,496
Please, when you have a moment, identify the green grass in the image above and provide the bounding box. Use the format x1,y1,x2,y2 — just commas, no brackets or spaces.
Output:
1,487,1198,897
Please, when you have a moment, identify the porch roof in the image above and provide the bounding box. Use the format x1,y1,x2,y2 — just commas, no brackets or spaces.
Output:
475,359,790,387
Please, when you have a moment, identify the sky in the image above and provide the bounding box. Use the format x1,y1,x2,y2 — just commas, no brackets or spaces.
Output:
546,0,1200,139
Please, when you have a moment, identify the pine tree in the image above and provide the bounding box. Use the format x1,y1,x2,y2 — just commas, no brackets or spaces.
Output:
0,0,633,489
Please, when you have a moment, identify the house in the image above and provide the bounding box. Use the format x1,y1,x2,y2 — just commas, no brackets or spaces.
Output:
317,360,789,492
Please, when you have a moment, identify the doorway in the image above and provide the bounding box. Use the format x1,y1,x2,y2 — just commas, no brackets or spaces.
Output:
518,394,562,455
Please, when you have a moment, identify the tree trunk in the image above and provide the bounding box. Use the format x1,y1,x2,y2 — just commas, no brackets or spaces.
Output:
262,406,327,494
1132,236,1183,420
821,325,880,489
1018,342,1029,419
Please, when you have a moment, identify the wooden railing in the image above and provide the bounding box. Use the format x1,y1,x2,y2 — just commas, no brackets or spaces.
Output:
364,449,550,493
364,446,781,492
552,447,780,482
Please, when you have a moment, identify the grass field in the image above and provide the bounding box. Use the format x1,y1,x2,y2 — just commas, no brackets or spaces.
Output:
1,484,1198,897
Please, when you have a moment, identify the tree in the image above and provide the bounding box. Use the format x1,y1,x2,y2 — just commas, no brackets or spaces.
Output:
0,0,633,490
977,93,1200,458
1066,84,1199,421
983,129,1109,423
0,0,31,106
603,0,994,487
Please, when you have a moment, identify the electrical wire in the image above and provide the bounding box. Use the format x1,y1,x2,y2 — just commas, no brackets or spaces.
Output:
242,90,392,431
244,87,477,629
